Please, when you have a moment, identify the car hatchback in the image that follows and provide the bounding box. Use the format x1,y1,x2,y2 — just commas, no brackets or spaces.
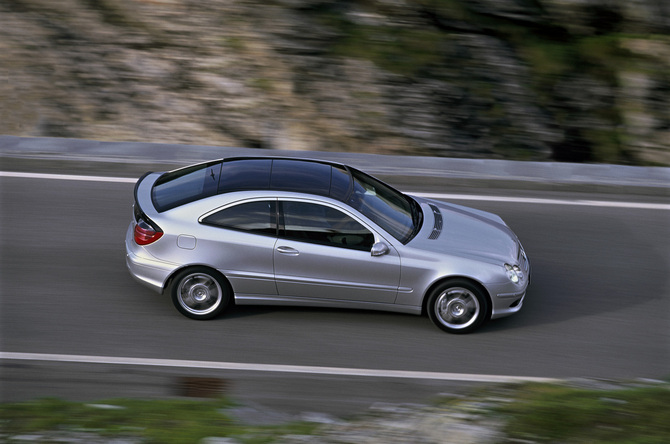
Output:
126,157,529,333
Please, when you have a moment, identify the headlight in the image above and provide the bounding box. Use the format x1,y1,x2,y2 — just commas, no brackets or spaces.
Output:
504,263,523,284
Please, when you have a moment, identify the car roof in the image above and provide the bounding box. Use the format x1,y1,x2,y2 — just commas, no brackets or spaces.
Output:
151,157,355,212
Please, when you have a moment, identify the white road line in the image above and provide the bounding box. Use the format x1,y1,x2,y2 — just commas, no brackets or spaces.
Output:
0,171,137,183
1,171,668,210
0,352,558,384
412,192,670,211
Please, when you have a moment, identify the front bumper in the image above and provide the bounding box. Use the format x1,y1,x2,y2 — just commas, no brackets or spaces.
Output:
490,287,527,319
490,242,530,319
489,264,530,320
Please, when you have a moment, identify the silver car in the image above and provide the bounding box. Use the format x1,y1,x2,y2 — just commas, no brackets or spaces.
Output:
125,157,529,333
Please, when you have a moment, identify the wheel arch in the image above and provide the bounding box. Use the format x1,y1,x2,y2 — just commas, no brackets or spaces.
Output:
421,275,492,320
163,264,233,298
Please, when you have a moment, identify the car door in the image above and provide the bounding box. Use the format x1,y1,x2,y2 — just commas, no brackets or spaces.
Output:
198,199,278,297
274,199,401,304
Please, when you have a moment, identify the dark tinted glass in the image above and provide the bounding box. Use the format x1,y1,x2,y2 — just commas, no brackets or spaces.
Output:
201,201,277,236
152,162,222,212
218,159,272,193
281,201,374,251
348,169,415,243
271,160,331,196
330,165,352,201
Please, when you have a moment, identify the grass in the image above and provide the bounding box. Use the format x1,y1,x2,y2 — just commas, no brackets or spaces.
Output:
497,382,670,443
0,398,318,444
2,382,668,443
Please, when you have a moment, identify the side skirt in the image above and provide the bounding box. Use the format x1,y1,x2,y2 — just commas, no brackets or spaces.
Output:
234,294,422,315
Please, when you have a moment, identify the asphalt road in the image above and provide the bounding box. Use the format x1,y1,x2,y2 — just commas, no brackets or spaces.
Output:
1,164,668,416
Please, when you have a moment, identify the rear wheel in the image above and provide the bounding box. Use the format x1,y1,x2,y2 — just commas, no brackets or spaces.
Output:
170,267,230,320
427,280,489,334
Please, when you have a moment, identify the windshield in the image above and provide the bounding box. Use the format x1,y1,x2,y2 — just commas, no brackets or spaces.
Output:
347,169,422,244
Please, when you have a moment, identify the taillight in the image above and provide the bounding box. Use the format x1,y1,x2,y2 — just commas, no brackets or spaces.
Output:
134,218,163,245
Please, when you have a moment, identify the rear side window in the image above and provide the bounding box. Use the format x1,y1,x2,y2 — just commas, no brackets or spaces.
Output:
201,201,277,236
152,162,222,212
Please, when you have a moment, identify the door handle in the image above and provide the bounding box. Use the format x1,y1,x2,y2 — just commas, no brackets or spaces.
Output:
276,246,300,256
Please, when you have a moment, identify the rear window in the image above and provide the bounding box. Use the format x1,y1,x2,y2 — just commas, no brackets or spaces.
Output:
152,161,222,212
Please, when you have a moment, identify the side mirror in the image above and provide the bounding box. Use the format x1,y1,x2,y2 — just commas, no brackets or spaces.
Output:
371,242,390,257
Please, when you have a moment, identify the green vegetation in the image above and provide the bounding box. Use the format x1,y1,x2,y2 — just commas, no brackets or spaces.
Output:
0,398,318,444
308,0,661,163
2,383,668,443
3,0,667,164
223,36,246,51
312,5,445,78
498,383,670,443
248,77,274,92
80,0,156,34
331,25,444,77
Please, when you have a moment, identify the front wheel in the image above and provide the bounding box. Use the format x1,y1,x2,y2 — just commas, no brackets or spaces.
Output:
427,280,490,334
170,267,230,320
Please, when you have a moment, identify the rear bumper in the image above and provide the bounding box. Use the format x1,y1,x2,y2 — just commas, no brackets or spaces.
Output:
125,223,177,294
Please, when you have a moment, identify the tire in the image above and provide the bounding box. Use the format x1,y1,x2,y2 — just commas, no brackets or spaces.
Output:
427,279,490,334
170,267,230,320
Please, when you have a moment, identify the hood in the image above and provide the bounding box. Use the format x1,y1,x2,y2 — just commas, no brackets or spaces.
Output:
409,197,519,264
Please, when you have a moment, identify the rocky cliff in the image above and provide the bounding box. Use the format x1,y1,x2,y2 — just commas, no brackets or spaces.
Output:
1,0,669,165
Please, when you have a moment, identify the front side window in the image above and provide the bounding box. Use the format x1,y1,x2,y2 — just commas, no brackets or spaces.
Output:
281,201,374,251
201,201,277,236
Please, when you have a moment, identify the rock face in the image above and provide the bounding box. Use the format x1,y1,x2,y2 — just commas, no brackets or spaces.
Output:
1,0,668,164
